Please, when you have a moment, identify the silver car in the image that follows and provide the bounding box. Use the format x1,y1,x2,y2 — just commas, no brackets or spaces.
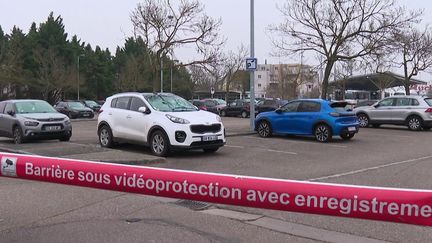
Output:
0,100,72,144
353,95,432,131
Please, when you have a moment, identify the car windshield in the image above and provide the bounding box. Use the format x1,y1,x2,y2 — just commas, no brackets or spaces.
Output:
214,99,226,105
15,101,57,114
144,94,197,112
85,100,99,107
68,102,86,109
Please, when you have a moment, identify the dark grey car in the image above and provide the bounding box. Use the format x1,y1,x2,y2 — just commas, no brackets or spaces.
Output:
0,100,72,144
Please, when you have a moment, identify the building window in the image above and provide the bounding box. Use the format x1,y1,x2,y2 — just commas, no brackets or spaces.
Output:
258,75,262,79
274,67,278,70
258,83,262,88
261,67,265,71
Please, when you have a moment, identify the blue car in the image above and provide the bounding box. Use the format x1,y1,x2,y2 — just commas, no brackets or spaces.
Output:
254,99,359,142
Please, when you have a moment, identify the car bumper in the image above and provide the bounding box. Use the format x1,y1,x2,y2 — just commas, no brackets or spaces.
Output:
165,123,226,149
333,123,359,135
22,124,72,140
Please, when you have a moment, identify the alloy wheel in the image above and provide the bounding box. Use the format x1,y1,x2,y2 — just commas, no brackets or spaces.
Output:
408,116,421,131
357,114,369,127
99,128,110,146
152,133,166,155
315,124,331,142
257,121,271,137
13,127,23,144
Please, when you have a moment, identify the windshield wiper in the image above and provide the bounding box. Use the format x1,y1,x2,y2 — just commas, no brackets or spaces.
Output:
172,106,194,111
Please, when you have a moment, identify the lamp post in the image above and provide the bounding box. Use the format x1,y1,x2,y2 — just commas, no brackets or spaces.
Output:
170,59,179,93
77,54,85,100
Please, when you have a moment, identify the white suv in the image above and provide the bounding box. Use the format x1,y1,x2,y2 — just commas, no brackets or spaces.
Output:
97,92,225,156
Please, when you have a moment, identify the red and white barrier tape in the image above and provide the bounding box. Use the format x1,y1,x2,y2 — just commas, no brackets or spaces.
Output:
1,152,431,226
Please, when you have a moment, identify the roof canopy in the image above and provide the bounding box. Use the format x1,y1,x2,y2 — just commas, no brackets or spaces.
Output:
330,72,427,91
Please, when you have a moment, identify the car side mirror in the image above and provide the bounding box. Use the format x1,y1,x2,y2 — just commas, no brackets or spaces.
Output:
138,106,149,114
374,104,380,108
275,108,283,114
7,110,15,116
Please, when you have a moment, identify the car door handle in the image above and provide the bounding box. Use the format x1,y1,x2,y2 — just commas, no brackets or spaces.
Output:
126,115,132,119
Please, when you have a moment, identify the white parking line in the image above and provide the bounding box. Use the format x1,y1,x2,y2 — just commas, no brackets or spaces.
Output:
265,149,297,155
251,136,348,148
308,155,432,182
225,145,245,149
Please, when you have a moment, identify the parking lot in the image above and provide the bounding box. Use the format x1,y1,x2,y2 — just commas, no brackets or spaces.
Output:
1,117,432,242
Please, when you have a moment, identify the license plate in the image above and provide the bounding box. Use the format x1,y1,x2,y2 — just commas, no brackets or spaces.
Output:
46,126,61,131
348,126,356,132
202,135,217,141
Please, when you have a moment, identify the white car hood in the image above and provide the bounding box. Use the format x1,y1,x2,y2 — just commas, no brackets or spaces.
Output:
164,110,221,124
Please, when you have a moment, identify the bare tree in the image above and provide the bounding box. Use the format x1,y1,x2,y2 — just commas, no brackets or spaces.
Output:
391,27,432,95
131,0,224,91
269,0,419,99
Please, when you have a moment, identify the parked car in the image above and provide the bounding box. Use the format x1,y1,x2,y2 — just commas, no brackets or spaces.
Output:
353,95,432,131
80,100,101,112
54,101,94,119
201,98,227,114
220,99,257,118
0,99,72,144
256,98,289,114
354,100,378,108
255,99,359,142
97,92,226,156
189,99,208,111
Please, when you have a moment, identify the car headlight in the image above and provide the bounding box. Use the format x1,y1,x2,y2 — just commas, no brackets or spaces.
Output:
166,114,190,124
64,119,71,125
24,121,39,127
216,115,222,122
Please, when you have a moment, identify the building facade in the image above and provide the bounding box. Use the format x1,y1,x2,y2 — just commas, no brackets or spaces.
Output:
253,63,319,99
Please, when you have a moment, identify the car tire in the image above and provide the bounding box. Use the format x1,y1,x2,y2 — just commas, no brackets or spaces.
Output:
203,147,219,153
98,125,114,148
13,126,24,144
357,113,370,128
340,133,354,140
407,115,422,131
59,133,71,142
257,120,272,138
241,111,248,118
150,130,170,157
314,123,332,142
220,110,227,117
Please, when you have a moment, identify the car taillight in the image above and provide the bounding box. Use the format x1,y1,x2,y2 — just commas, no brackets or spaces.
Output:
329,112,340,117
425,108,432,113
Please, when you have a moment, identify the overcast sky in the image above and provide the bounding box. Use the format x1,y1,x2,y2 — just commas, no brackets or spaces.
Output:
1,0,431,79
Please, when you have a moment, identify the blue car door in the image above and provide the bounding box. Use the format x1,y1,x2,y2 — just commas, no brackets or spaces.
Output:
272,101,301,134
295,101,322,134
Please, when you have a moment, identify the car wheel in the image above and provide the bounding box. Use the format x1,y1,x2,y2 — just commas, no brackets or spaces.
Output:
203,147,219,153
220,110,227,117
150,130,170,157
314,124,332,142
59,133,71,142
257,120,272,138
98,125,114,148
340,133,355,140
241,111,248,118
407,116,422,131
13,126,24,144
357,113,369,128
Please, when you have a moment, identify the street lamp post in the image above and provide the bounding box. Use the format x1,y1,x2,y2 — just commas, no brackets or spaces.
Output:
170,59,179,93
77,54,85,100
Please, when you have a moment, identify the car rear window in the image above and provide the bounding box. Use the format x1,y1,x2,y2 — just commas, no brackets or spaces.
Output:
425,98,432,106
330,102,351,112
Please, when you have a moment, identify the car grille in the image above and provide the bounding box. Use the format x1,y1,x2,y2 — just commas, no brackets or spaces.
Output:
190,124,221,134
36,118,64,122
